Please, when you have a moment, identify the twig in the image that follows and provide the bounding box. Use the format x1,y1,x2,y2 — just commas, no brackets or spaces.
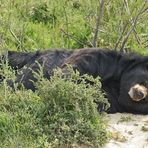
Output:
114,21,129,51
123,0,141,45
140,6,148,15
133,28,141,44
63,4,70,48
60,28,90,47
142,39,148,44
144,44,148,48
120,3,146,50
92,0,104,47
143,39,148,48
9,28,21,46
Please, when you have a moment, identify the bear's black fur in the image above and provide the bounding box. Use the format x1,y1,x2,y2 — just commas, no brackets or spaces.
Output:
0,51,40,81
62,49,148,114
0,48,148,114
0,50,73,91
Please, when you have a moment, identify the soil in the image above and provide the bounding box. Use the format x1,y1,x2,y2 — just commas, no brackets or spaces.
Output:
104,113,148,148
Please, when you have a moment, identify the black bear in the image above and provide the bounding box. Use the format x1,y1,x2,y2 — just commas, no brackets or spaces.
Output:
62,48,148,114
0,48,148,114
0,50,39,70
0,50,40,81
0,49,73,90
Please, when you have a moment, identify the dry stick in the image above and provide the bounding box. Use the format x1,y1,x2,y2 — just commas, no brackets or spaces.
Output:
92,0,104,47
9,28,21,47
144,44,148,48
140,5,148,48
141,6,148,48
60,28,90,47
114,22,129,51
63,5,70,48
120,3,146,50
143,39,148,48
143,39,148,44
124,0,141,45
133,28,141,44
140,7,148,14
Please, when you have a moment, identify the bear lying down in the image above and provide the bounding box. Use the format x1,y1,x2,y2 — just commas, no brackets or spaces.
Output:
0,48,148,114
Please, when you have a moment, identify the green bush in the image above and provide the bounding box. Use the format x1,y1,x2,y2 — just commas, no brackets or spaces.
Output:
0,67,109,147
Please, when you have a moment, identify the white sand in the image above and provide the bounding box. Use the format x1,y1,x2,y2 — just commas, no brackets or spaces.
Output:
104,113,148,148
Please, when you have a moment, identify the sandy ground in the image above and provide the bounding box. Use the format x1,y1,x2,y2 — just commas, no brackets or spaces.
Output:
104,113,148,148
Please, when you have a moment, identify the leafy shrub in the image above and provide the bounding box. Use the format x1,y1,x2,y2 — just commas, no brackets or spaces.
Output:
0,66,109,147
36,68,109,147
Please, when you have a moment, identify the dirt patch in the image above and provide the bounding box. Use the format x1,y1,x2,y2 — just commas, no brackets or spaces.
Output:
104,113,148,148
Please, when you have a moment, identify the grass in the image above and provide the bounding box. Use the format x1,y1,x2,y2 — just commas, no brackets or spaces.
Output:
118,115,134,123
0,0,147,53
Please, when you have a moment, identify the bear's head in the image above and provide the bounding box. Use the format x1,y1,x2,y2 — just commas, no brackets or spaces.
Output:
118,61,148,114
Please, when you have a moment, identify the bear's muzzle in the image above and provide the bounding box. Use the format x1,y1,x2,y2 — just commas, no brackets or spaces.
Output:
128,84,148,101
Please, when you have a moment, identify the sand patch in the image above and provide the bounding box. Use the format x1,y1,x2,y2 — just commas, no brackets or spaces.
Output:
104,113,148,148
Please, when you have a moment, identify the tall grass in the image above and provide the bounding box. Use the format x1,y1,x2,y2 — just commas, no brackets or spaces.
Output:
0,0,147,53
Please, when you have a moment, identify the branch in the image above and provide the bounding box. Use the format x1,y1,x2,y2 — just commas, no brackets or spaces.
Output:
120,3,146,50
140,6,148,14
144,44,148,48
123,0,141,45
63,5,70,48
9,28,21,46
114,21,129,51
143,39,148,48
133,29,141,44
92,0,104,47
142,39,148,44
60,28,91,47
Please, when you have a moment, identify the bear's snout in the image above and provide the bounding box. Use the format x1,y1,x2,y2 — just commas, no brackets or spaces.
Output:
128,84,148,101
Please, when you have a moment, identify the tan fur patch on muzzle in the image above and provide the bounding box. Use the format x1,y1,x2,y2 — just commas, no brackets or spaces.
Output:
128,84,148,101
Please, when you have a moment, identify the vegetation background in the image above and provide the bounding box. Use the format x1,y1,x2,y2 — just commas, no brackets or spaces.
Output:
0,0,147,147
0,0,147,53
